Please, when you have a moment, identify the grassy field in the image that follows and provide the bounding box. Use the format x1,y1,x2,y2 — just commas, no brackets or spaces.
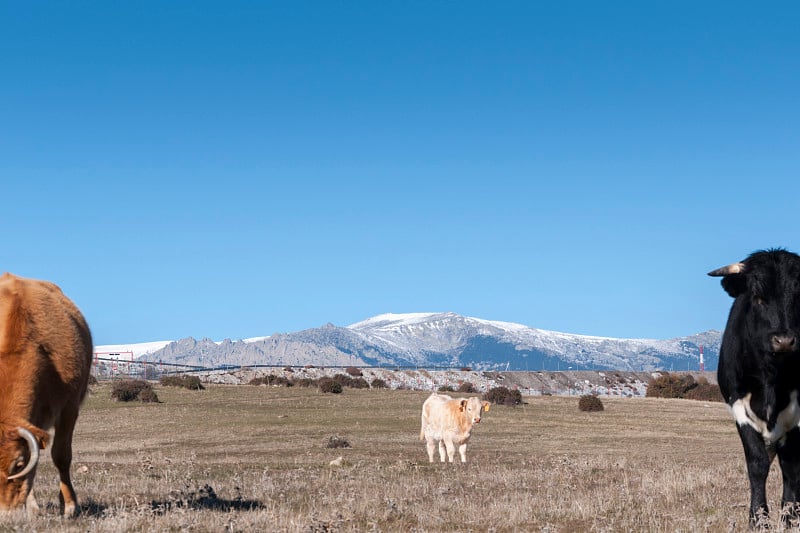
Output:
1,383,785,532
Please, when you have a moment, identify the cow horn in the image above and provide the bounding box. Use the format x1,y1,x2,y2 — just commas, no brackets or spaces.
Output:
7,427,40,481
707,262,745,277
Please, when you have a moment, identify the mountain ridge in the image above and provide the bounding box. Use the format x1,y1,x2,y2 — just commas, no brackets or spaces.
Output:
95,312,722,372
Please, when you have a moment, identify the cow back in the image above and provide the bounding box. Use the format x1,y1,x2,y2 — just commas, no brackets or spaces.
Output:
0,273,93,427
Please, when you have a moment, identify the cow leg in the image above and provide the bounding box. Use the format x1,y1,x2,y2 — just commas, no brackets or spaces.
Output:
738,424,773,526
458,444,467,463
437,441,447,462
443,440,456,463
777,429,800,525
51,406,80,517
425,437,437,463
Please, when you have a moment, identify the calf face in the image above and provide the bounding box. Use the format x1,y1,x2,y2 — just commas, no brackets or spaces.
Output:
461,397,490,425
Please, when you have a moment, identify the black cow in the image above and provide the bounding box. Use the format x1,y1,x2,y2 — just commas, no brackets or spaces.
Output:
709,249,800,526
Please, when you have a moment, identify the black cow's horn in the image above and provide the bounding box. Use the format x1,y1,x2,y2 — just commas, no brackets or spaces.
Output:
7,427,40,481
708,262,745,277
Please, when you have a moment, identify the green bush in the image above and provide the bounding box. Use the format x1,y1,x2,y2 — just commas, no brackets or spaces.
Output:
578,394,604,412
438,385,455,392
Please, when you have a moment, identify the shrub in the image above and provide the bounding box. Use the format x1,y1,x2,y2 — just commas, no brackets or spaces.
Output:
160,375,205,390
578,394,604,412
684,382,724,402
438,385,455,392
370,378,388,389
249,375,293,387
138,388,161,403
646,373,697,399
345,366,363,377
294,378,316,388
318,378,343,394
348,377,370,389
483,386,522,406
283,366,294,373
646,373,723,402
88,374,98,386
457,382,477,393
111,380,158,403
332,374,355,387
324,436,351,449
460,367,472,372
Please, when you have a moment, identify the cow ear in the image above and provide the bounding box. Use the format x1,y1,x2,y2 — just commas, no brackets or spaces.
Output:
459,399,467,411
720,274,747,298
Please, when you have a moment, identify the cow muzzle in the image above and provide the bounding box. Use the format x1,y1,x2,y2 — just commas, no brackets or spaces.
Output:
771,334,798,353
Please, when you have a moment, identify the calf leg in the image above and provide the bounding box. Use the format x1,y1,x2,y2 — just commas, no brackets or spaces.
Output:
738,424,773,526
437,441,447,462
777,429,800,525
458,443,467,463
51,405,80,517
443,439,456,463
425,437,437,463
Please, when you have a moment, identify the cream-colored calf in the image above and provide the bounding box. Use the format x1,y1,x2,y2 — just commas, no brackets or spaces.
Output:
419,392,490,463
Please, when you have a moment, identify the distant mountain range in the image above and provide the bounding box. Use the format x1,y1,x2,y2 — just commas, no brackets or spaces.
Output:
95,312,721,372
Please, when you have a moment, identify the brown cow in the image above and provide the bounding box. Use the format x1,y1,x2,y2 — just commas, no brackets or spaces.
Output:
0,273,92,516
420,392,490,463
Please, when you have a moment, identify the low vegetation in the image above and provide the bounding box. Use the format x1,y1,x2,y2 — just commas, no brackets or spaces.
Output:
370,378,388,389
110,379,160,403
457,382,477,393
249,375,294,387
160,374,205,390
483,385,523,406
317,377,343,394
646,373,723,402
19,383,769,531
578,394,604,412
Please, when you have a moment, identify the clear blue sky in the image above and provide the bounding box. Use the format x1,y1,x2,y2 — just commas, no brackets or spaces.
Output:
2,2,798,345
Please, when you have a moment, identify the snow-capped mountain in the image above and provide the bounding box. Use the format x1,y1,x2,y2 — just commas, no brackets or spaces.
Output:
95,312,722,372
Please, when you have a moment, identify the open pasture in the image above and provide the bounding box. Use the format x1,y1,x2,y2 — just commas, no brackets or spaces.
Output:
4,384,782,532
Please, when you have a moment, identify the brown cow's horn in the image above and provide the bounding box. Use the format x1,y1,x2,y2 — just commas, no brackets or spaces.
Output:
707,262,745,277
7,427,40,481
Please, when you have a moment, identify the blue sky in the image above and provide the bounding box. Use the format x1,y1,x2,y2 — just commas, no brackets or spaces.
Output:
2,2,799,345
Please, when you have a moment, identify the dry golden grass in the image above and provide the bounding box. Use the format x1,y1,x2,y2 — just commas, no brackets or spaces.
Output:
3,384,786,532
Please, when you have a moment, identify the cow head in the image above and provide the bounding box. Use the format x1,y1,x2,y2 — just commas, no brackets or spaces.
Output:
709,249,800,355
0,425,47,511
460,397,491,425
